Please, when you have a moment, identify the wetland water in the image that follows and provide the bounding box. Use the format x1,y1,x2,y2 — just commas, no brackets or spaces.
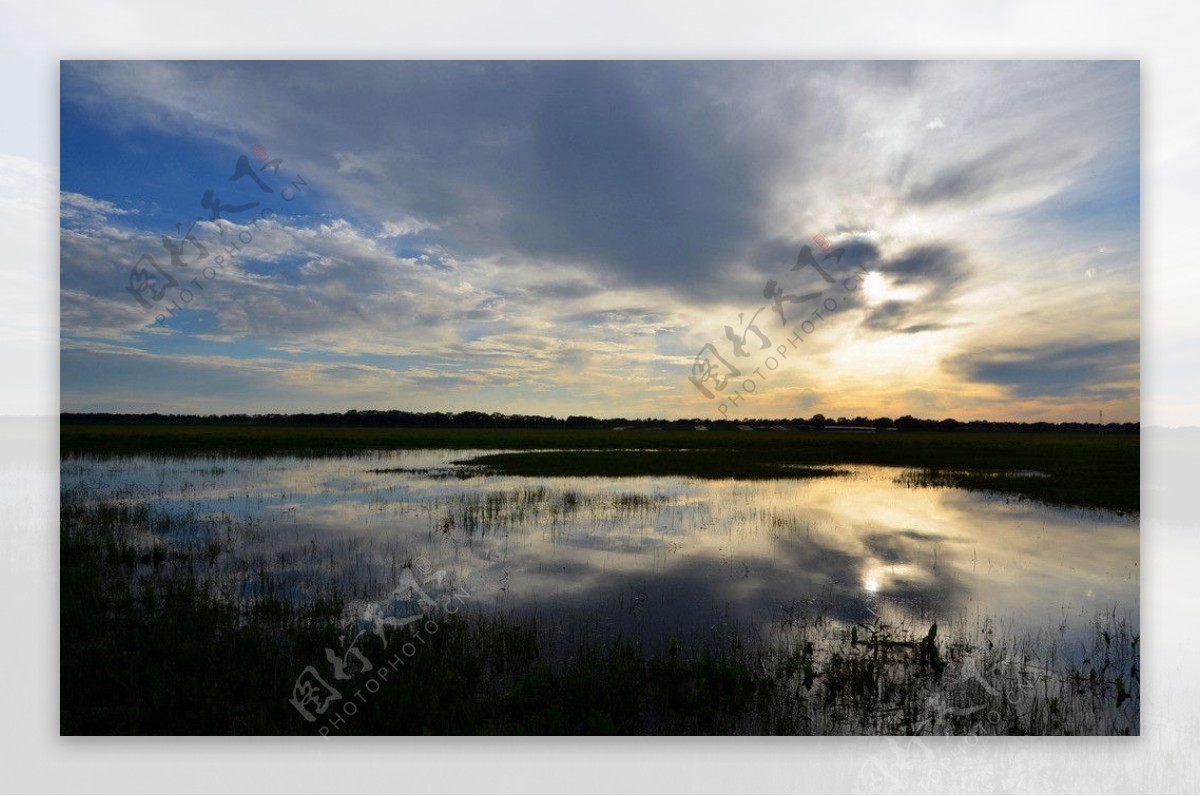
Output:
61,449,1138,661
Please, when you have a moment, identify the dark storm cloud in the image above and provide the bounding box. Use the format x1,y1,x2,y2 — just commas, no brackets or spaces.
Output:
883,244,967,288
858,243,968,334
62,60,817,302
946,339,1139,399
506,62,786,295
904,140,1087,208
905,147,1010,205
750,236,882,281
861,301,952,335
57,60,1141,418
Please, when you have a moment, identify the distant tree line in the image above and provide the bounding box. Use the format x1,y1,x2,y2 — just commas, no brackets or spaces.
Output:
59,410,1139,434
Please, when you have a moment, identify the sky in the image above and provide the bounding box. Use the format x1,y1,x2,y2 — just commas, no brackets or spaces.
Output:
58,60,1140,421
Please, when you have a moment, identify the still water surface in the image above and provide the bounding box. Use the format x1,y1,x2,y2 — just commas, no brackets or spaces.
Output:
62,450,1138,657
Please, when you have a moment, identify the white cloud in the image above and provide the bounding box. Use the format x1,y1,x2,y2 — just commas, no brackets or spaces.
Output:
60,190,134,222
378,217,440,238
57,62,1141,420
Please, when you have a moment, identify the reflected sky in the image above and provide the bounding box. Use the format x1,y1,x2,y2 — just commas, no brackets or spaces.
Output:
62,451,1138,658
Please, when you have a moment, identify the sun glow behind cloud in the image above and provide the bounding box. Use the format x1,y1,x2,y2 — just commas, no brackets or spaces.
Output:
860,272,925,306
58,61,1139,421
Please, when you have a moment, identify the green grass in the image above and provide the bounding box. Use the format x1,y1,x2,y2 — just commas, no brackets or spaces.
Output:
464,450,851,481
61,496,1138,735
61,425,1138,513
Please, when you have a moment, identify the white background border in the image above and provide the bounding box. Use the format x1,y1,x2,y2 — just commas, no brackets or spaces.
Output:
2,0,1198,792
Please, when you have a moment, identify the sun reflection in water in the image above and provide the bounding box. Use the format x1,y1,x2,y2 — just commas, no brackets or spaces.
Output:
58,453,1139,655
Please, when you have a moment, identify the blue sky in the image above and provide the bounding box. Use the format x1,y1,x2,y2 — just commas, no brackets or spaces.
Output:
59,61,1139,420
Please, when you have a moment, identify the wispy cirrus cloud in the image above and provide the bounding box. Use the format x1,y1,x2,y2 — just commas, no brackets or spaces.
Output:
59,61,1140,421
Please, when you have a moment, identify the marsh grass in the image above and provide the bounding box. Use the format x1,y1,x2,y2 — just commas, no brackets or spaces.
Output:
754,610,1138,735
893,467,1070,510
427,485,673,537
61,426,1139,514
61,492,1138,735
464,450,852,483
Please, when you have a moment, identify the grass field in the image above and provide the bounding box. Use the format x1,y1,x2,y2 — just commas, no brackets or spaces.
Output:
61,424,1139,513
59,425,1140,733
61,495,1138,735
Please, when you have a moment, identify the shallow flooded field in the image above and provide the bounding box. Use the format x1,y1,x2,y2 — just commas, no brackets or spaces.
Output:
60,447,1141,734
61,450,1138,661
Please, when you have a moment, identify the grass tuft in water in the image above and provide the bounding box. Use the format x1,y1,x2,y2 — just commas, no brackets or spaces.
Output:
61,497,1138,735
